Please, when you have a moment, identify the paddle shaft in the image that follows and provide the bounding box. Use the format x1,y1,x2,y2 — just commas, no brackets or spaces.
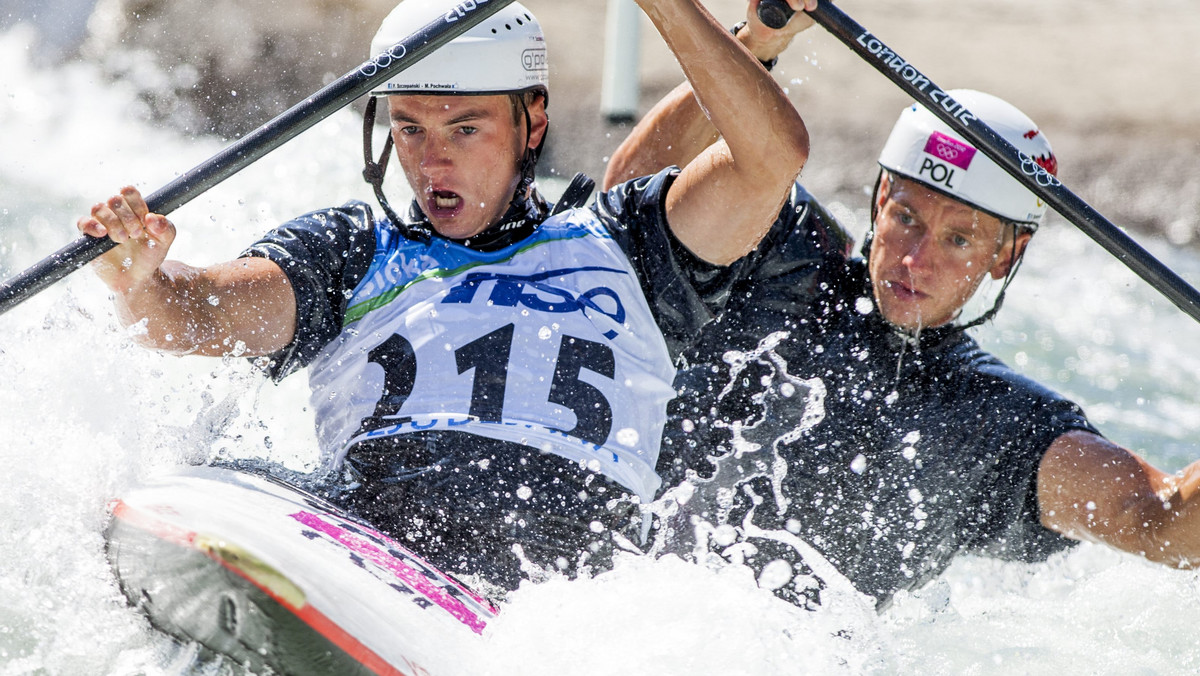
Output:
763,0,1200,324
0,0,515,317
757,0,795,30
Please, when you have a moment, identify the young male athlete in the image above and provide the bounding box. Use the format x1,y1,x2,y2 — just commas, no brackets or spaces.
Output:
77,0,814,589
607,2,1200,608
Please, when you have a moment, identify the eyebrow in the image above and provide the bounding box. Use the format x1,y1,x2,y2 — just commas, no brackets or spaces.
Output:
390,107,494,125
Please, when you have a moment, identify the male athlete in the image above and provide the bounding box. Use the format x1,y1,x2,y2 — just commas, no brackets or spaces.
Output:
77,0,814,589
607,2,1200,608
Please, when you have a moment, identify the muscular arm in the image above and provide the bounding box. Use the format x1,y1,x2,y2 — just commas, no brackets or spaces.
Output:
635,0,813,266
605,0,814,190
1039,429,1200,566
111,258,296,357
79,186,296,357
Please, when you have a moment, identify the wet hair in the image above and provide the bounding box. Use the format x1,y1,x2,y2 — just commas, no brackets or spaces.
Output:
507,90,545,125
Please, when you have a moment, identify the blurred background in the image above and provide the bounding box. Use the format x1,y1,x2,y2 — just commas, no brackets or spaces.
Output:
2,0,1198,243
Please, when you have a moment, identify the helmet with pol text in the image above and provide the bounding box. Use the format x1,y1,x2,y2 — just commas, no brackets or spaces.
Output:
877,89,1057,230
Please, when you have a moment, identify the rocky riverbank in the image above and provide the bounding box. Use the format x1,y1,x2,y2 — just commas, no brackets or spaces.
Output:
27,0,1200,243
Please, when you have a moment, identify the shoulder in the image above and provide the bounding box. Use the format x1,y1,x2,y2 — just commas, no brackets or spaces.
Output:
783,183,855,258
247,200,379,255
591,167,680,227
739,183,854,283
939,336,1099,433
283,200,378,235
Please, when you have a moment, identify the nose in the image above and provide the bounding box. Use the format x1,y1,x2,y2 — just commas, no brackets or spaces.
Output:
419,137,452,175
901,233,936,273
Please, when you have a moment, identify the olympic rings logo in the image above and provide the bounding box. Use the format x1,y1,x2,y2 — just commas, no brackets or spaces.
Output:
359,44,409,78
933,142,960,161
1021,155,1061,187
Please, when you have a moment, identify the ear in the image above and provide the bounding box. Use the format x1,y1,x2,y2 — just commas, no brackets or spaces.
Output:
874,171,892,216
990,230,1033,280
525,95,549,151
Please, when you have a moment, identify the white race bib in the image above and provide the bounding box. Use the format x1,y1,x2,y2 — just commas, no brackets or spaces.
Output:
307,210,675,501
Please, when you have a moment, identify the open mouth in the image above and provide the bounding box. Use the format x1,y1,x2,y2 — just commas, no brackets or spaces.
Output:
428,190,463,216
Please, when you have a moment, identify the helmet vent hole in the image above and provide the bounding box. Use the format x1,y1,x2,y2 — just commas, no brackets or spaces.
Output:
516,18,524,25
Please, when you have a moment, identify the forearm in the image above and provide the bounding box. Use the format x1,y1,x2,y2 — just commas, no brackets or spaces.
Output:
603,82,717,190
637,0,807,179
1125,459,1200,565
605,17,804,190
111,258,295,357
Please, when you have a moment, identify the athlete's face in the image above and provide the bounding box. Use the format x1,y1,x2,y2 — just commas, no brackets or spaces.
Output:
388,94,547,240
868,174,1030,331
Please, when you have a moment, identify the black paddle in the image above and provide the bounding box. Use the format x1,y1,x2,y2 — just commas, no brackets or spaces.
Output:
0,0,516,318
755,0,1200,324
757,0,796,29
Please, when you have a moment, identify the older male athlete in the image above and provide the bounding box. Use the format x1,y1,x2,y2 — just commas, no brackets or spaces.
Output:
607,1,1200,608
78,0,814,590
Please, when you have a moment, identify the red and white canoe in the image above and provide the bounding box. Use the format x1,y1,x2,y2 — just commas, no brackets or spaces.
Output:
105,466,498,675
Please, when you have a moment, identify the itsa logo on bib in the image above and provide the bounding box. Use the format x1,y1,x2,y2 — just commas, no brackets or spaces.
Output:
442,266,629,341
919,131,977,190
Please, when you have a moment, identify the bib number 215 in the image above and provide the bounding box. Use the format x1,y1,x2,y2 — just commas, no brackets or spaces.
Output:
358,324,615,446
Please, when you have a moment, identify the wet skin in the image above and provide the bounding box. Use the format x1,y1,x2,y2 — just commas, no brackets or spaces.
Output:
387,94,547,241
868,174,1030,331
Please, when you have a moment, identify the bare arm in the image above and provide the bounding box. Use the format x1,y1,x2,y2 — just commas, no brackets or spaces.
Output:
78,186,296,357
605,0,815,190
635,0,813,266
1039,429,1200,566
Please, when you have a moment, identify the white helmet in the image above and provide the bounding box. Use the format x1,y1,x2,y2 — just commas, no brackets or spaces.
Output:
369,0,549,97
877,89,1057,227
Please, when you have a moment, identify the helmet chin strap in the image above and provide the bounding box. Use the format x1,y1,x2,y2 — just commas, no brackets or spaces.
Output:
510,94,542,213
953,224,1025,331
362,96,431,242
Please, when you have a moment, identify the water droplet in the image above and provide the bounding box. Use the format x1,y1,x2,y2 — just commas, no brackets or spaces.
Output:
850,454,867,474
616,428,639,447
758,559,794,591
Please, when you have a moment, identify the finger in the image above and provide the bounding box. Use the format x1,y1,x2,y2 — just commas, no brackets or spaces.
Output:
108,195,145,239
145,214,177,245
77,215,107,239
121,186,151,221
91,202,129,243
